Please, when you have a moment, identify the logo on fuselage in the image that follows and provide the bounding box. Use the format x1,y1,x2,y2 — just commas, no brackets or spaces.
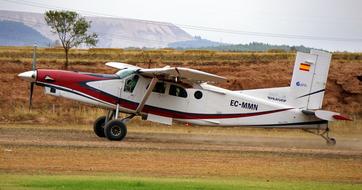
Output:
230,100,258,111
296,81,307,87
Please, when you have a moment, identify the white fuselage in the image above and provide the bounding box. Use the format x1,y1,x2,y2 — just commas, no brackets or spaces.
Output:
44,73,325,129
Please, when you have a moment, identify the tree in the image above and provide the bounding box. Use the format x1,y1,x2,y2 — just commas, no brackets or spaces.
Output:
44,10,97,69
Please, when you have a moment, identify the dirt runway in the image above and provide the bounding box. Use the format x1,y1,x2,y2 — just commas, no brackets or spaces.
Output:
1,126,361,181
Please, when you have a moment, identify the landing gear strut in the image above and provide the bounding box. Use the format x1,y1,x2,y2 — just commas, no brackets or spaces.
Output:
303,127,336,146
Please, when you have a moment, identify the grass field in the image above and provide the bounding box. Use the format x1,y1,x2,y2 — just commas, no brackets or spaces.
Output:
1,174,361,190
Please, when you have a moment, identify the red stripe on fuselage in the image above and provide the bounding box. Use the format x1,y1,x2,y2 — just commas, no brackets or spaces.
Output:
37,69,119,104
118,99,292,119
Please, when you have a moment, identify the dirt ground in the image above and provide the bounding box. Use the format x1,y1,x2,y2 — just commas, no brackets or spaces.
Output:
1,125,361,182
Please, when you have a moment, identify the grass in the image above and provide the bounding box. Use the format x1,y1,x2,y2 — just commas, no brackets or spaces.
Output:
1,174,361,190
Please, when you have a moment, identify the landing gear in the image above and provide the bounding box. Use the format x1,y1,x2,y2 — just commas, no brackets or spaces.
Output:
327,137,336,146
92,108,135,141
303,127,336,146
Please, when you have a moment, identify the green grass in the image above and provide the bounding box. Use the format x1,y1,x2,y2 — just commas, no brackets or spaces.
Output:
1,174,361,190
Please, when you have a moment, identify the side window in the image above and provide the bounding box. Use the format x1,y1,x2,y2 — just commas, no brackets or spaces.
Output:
153,82,166,94
124,75,139,93
169,85,187,98
146,82,166,94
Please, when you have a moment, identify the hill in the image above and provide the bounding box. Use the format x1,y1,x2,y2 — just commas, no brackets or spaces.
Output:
0,20,51,46
168,36,226,49
0,10,192,48
205,42,313,52
169,38,313,52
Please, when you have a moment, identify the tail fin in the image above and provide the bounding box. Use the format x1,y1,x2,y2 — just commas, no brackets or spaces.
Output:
289,50,332,109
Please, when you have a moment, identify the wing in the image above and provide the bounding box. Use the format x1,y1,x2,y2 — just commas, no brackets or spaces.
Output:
139,66,227,84
105,62,142,70
106,62,227,84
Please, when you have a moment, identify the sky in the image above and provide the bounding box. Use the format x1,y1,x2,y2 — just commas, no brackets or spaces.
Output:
1,0,362,51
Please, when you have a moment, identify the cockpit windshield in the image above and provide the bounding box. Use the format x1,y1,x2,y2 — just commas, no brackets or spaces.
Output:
116,69,137,79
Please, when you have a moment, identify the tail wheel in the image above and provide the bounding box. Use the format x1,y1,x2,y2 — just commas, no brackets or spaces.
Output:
327,138,336,146
93,116,107,137
104,119,127,141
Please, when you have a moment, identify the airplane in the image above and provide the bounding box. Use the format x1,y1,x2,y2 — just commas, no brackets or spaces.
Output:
18,49,351,145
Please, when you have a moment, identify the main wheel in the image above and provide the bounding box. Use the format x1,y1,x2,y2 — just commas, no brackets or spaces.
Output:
93,116,107,137
104,119,127,141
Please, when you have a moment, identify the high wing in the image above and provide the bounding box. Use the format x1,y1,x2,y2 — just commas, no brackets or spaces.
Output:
106,62,227,84
139,66,227,83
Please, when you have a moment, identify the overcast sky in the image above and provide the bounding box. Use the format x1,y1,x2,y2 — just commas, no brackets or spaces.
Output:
1,0,362,51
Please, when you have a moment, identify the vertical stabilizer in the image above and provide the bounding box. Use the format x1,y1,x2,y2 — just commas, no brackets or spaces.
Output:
289,50,332,109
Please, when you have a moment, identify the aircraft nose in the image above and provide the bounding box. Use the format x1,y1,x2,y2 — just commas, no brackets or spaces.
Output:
18,70,37,82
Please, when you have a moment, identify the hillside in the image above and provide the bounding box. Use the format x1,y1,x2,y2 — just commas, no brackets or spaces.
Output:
0,10,192,48
0,20,51,46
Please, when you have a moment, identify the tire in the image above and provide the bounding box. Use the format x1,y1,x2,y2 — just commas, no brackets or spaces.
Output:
93,116,106,137
327,138,336,146
104,119,127,141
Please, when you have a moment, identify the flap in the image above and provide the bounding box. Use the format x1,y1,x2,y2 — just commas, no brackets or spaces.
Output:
147,113,173,125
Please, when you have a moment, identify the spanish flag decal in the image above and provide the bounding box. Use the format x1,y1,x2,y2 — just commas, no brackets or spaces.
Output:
299,63,310,72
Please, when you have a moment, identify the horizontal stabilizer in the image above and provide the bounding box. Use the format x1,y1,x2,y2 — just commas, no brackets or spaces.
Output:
302,110,352,121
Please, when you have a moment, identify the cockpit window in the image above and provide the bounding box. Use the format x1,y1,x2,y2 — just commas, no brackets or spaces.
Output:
124,75,139,93
116,69,137,79
169,85,187,98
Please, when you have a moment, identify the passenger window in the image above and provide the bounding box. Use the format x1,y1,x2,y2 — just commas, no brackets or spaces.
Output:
169,85,187,98
153,82,166,94
194,91,203,99
124,75,139,93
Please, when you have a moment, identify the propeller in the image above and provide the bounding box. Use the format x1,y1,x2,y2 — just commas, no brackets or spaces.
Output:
29,45,37,110
18,45,38,110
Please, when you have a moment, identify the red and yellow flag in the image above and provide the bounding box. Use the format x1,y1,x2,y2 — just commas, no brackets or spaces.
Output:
299,63,310,72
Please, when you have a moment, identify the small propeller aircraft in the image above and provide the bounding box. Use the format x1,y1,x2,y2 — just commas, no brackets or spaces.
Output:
18,49,350,145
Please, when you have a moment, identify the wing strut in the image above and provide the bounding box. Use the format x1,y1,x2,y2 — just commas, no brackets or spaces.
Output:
135,77,158,114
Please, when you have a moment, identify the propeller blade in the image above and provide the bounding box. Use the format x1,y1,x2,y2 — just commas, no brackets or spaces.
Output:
29,82,34,110
32,45,37,71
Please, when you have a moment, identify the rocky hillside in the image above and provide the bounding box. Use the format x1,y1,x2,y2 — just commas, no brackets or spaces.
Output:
0,10,192,48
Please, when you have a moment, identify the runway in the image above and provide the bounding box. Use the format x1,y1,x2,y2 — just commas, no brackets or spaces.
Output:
1,125,361,182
